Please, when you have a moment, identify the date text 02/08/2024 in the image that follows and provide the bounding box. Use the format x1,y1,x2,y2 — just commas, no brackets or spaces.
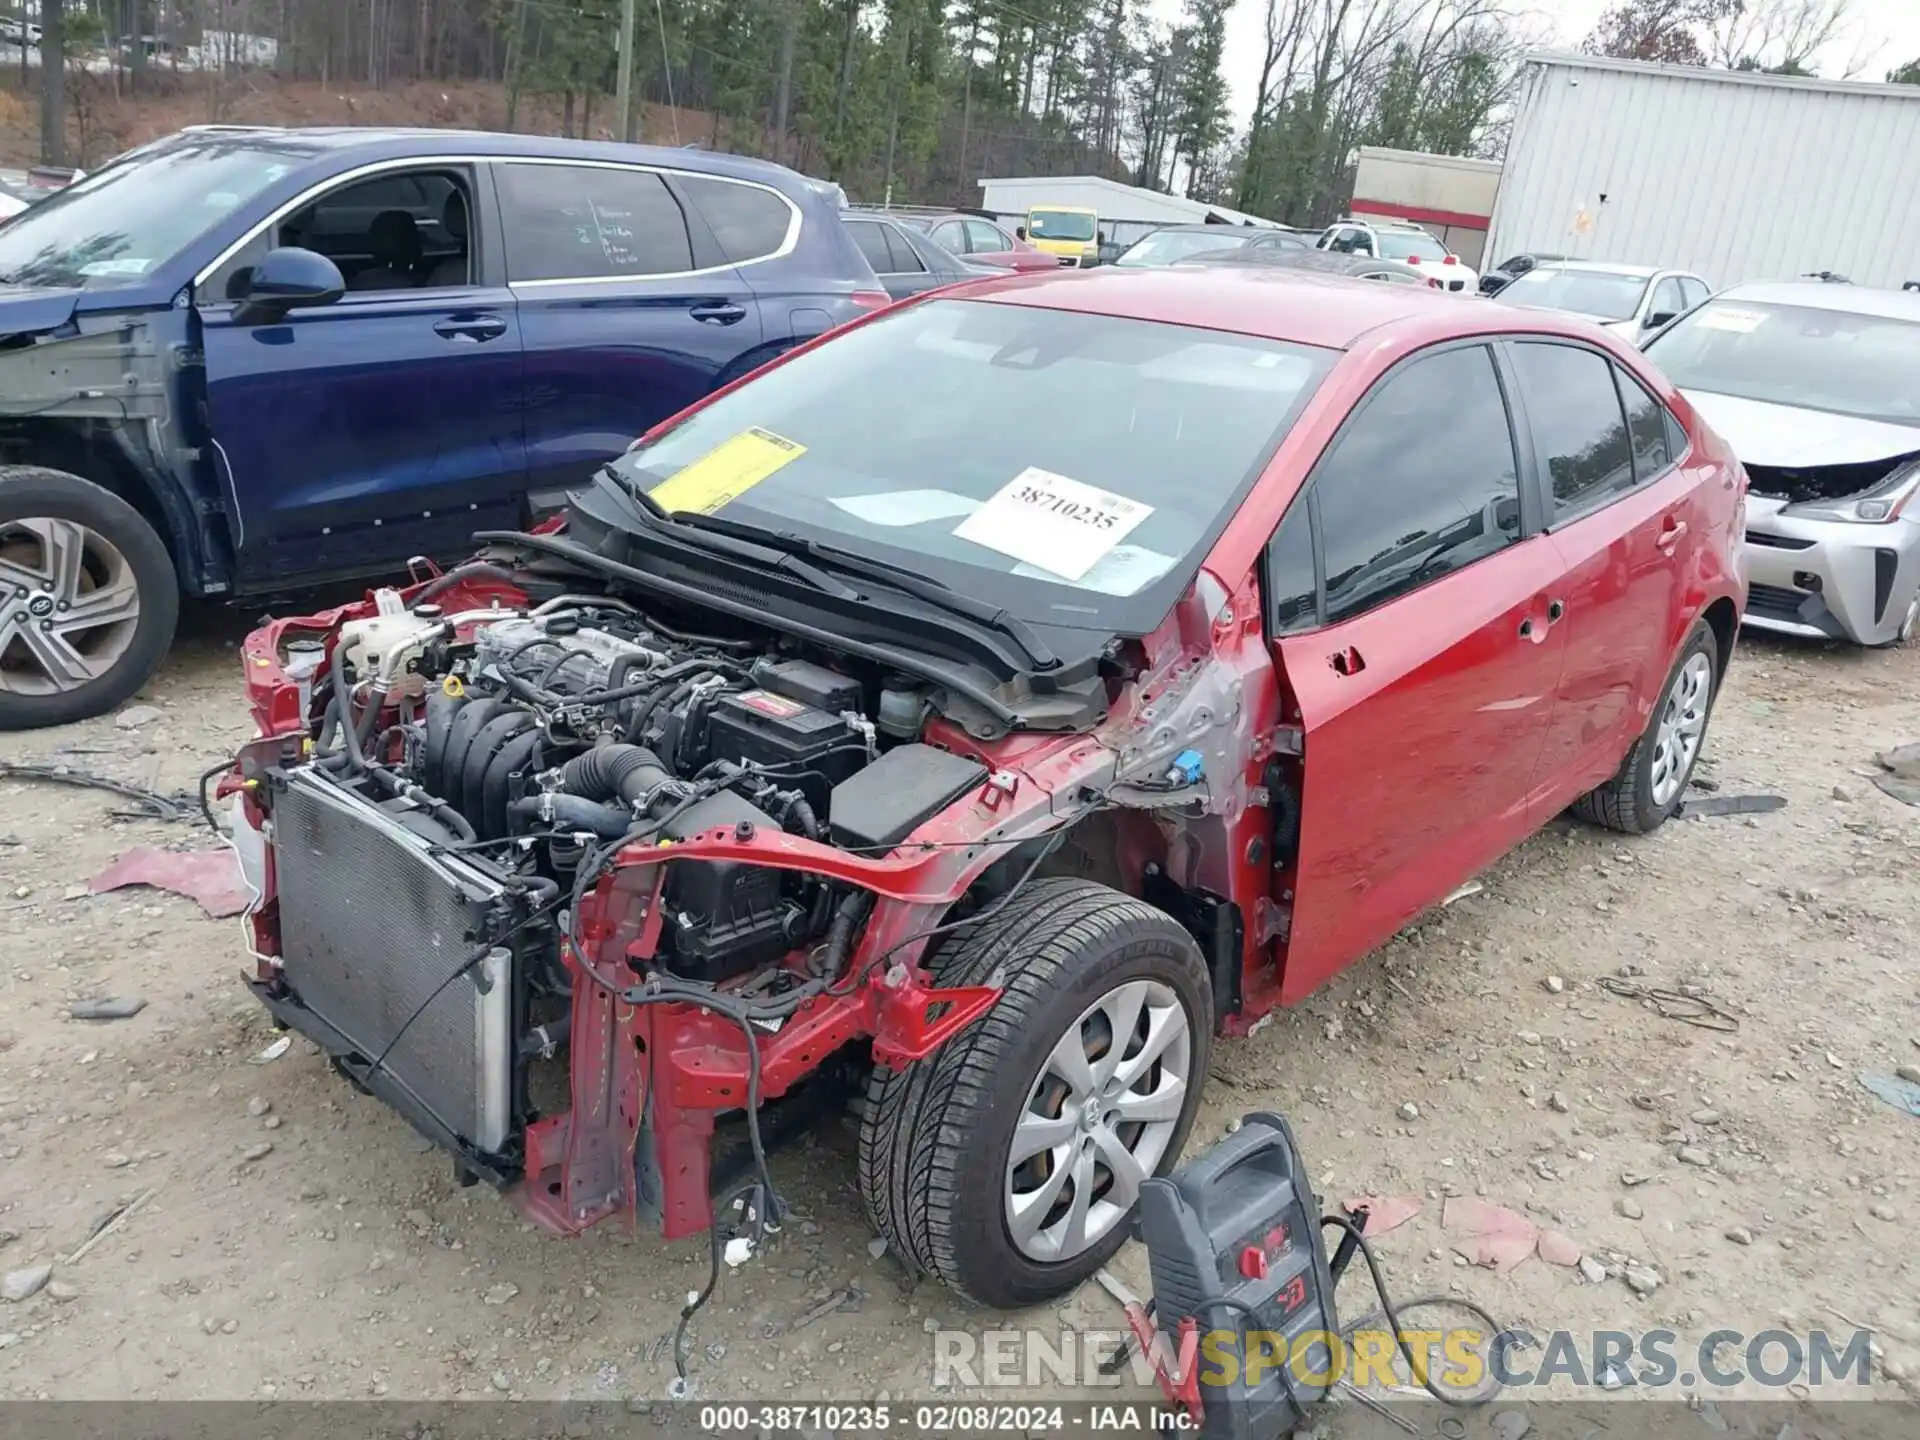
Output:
696,1403,1198,1433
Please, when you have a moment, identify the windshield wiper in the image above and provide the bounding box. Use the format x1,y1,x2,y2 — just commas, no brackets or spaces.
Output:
671,510,1060,671
609,476,863,603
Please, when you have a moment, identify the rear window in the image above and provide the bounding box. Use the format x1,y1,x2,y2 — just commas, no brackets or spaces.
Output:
676,174,794,265
1498,267,1650,321
497,163,693,281
1116,230,1252,267
608,299,1335,630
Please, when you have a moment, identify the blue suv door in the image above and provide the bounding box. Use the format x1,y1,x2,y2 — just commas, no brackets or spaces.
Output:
490,159,766,506
196,163,527,587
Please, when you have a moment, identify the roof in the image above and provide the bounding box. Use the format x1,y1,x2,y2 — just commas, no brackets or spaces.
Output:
1354,145,1503,177
1717,280,1920,319
129,124,818,189
1534,260,1670,278
1522,49,1920,103
952,264,1491,350
975,174,1278,228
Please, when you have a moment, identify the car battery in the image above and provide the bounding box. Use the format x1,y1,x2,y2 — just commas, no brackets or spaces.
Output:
704,689,863,814
1136,1112,1338,1440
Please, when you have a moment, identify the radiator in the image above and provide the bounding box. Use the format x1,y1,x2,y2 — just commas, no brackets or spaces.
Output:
271,769,514,1153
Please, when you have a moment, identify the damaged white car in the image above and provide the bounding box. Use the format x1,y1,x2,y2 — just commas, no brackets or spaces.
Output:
1644,280,1920,646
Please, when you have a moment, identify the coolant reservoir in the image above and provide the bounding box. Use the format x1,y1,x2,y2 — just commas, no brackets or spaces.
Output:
338,589,445,686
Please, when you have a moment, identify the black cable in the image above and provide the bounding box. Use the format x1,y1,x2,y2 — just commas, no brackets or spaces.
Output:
197,758,232,834
363,898,563,1082
1319,1214,1504,1408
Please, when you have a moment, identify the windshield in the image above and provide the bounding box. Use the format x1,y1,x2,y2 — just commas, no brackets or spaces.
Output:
1375,232,1447,262
1646,299,1920,428
1116,230,1253,267
0,140,296,289
607,299,1333,632
1498,267,1648,321
1028,209,1096,243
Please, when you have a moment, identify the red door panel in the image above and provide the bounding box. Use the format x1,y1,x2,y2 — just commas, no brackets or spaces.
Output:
1274,538,1568,1004
1531,468,1696,812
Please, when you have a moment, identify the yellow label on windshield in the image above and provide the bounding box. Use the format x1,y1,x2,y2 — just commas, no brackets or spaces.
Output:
648,428,806,515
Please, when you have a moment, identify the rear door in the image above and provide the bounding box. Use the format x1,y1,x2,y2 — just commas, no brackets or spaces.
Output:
1268,342,1569,1003
198,162,527,587
497,159,765,504
847,218,941,300
1514,341,1700,809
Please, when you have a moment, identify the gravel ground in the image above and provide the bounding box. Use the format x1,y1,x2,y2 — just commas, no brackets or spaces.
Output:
0,603,1915,1423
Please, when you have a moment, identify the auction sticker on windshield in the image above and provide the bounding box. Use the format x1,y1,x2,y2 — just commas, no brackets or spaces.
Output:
1695,307,1767,334
955,469,1153,582
649,428,807,515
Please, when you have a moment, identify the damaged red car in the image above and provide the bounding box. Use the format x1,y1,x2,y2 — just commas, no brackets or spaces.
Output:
226,265,1746,1311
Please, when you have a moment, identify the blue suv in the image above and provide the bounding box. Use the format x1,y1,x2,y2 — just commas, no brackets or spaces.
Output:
0,125,886,729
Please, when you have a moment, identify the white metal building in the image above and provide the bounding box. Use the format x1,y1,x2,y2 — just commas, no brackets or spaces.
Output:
975,175,1279,230
1487,53,1920,289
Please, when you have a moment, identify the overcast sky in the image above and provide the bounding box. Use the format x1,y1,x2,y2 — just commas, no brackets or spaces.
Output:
1189,0,1920,126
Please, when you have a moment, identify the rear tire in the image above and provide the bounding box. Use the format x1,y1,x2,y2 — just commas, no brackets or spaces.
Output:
0,466,177,731
1572,619,1719,835
858,877,1213,1309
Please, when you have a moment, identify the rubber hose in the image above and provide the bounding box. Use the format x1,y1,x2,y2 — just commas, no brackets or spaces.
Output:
331,642,370,772
508,793,635,840
560,744,672,809
480,728,544,841
412,561,518,607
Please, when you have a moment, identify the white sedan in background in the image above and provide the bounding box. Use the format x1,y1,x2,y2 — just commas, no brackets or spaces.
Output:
1495,261,1712,343
1642,280,1920,647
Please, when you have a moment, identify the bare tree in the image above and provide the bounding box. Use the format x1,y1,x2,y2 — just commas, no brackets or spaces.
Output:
1705,0,1854,72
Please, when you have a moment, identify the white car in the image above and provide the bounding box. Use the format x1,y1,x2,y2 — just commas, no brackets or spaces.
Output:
1642,280,1920,647
1494,261,1712,343
1317,219,1478,292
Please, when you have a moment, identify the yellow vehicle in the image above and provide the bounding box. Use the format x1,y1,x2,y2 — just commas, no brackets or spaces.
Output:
1020,205,1100,267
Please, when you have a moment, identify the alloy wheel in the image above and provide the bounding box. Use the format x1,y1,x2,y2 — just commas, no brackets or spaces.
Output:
1004,978,1192,1263
1649,651,1714,807
0,517,143,696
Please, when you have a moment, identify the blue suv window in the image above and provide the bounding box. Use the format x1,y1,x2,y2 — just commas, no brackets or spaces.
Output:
498,163,693,281
676,174,793,265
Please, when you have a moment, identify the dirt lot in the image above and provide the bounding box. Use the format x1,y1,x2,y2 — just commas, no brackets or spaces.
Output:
0,604,1915,1418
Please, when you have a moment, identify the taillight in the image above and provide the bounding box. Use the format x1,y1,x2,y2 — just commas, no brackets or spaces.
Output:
1444,254,1458,265
1406,254,1420,264
851,289,891,312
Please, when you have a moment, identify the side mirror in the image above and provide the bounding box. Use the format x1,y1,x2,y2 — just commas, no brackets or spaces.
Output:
235,246,345,324
1644,310,1677,329
1015,226,1027,240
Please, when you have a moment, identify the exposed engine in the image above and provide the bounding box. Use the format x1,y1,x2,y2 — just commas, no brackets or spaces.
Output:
309,588,987,990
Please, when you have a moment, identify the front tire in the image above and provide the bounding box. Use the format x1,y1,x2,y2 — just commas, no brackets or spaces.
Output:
1573,619,1719,835
859,878,1213,1308
0,466,178,731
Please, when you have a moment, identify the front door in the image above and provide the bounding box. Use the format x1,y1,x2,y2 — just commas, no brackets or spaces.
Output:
198,164,526,587
494,160,766,503
1266,343,1569,1003
1509,341,1700,809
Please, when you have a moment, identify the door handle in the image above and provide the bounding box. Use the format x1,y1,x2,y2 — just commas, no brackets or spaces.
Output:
1656,517,1689,552
433,314,508,343
690,302,748,326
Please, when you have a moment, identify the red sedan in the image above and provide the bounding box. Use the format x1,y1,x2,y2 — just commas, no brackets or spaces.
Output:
227,262,1745,1311
903,210,1059,273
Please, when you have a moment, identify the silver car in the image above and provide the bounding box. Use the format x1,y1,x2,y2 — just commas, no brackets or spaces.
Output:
1642,280,1920,646
1495,261,1713,344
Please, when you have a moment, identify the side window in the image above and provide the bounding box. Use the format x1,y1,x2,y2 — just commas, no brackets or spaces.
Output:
1314,345,1522,624
1616,369,1675,482
1509,342,1636,519
1649,277,1686,321
1680,277,1712,309
848,221,895,274
965,219,1007,253
1265,499,1318,633
497,164,693,281
675,174,793,265
931,221,967,252
885,227,926,274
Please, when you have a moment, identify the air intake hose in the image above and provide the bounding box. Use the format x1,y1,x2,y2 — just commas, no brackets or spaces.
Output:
560,744,674,810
